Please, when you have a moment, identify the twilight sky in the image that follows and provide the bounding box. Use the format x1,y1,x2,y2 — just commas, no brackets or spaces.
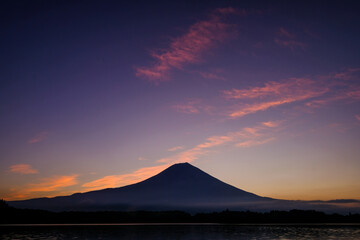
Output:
1,0,360,201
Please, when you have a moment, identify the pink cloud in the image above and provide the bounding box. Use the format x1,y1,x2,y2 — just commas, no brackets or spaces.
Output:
28,131,48,144
356,115,360,121
223,78,322,100
172,100,201,114
304,72,360,108
172,99,213,114
225,78,328,118
9,164,38,174
305,90,360,109
135,8,239,84
331,68,360,81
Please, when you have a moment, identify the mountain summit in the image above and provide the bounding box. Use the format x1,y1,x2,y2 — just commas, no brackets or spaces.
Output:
8,163,360,213
9,163,270,212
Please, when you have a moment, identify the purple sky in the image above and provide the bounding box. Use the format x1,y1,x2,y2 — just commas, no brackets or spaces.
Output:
1,0,360,202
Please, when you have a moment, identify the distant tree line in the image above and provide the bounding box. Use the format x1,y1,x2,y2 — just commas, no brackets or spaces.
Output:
1,200,359,224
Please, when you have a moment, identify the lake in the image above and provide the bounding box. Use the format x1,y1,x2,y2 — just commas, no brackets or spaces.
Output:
1,224,360,239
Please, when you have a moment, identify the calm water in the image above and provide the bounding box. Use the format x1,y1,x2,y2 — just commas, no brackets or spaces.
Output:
1,224,360,239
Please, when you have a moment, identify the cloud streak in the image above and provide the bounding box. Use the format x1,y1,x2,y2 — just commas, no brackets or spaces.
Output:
82,165,170,191
168,146,184,152
274,27,306,49
28,131,48,144
135,8,241,84
82,121,279,192
6,175,78,200
9,164,38,174
158,121,279,164
172,99,213,114
224,78,328,118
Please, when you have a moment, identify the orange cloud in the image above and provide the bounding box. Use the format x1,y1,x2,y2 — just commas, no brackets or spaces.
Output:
168,146,184,152
5,175,78,200
236,137,275,148
9,164,38,174
135,8,239,84
82,165,170,191
262,121,281,128
26,175,78,192
28,131,48,144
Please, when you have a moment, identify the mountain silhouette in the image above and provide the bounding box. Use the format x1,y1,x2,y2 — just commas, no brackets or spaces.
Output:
8,163,360,213
9,163,272,212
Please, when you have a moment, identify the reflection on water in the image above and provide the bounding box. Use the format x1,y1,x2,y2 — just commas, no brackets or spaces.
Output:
1,224,360,240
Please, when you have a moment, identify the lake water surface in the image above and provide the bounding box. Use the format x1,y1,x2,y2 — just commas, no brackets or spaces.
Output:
1,224,360,239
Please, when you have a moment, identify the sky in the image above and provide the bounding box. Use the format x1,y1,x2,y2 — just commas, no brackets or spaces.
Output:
1,0,360,202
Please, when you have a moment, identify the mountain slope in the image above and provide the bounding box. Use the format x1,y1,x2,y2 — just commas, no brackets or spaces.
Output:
9,163,271,211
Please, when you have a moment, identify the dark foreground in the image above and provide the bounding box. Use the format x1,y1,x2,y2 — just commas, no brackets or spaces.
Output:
1,224,360,240
1,200,360,224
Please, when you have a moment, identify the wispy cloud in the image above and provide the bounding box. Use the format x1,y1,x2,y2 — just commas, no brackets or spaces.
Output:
82,165,170,191
278,27,295,38
168,146,184,152
26,175,78,192
262,121,281,128
305,68,360,108
331,67,360,81
28,131,48,144
356,115,360,121
225,78,328,118
236,137,275,148
172,99,213,114
158,122,279,164
9,164,38,174
223,78,324,100
135,8,241,84
6,175,78,200
171,68,359,121
274,27,306,50
198,71,226,81
82,121,279,193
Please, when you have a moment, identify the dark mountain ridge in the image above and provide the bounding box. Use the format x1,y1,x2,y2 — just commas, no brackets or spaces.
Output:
8,163,270,211
7,163,360,213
